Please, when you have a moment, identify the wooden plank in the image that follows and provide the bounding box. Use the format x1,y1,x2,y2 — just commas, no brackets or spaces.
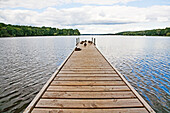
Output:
32,108,149,113
64,61,110,64
68,55,104,57
54,76,122,81
51,81,125,86
63,65,112,68
35,99,143,108
62,68,113,71
64,64,110,67
63,62,111,67
59,70,117,74
47,86,130,92
62,67,113,69
42,91,136,99
65,60,109,63
57,73,119,77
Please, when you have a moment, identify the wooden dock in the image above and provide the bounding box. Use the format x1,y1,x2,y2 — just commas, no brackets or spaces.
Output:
24,40,155,113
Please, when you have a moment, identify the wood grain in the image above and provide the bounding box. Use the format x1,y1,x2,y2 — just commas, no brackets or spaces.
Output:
47,86,130,92
51,81,125,86
54,76,122,81
36,99,143,108
32,108,148,113
42,91,136,99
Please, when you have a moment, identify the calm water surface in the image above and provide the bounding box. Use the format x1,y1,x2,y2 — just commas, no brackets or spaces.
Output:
0,36,169,113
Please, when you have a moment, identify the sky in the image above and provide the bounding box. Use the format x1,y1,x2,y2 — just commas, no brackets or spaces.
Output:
0,0,170,34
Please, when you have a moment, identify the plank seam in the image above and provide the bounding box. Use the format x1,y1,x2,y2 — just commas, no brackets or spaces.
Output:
34,106,145,109
50,85,127,86
46,90,131,92
41,97,137,99
53,80,123,81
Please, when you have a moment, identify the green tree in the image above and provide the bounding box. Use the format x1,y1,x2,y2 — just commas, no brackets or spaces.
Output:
0,22,81,37
166,32,170,36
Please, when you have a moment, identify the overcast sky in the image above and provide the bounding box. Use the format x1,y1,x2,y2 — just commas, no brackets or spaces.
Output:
0,0,170,34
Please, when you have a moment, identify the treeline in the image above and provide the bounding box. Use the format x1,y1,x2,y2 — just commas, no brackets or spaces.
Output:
115,27,170,36
0,22,80,37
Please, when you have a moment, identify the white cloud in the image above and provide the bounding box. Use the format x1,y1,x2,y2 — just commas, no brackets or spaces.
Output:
157,17,169,22
0,0,138,9
77,21,170,34
0,5,170,33
73,0,138,5
0,0,67,9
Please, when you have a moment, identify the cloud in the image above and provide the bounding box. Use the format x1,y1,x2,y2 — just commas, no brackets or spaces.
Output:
0,0,138,9
0,0,67,9
73,0,138,5
0,5,170,33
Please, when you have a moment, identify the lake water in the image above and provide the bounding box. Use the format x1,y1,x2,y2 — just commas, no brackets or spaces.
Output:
0,36,169,113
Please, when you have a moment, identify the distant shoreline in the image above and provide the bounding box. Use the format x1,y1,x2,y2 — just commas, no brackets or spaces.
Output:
114,27,170,36
82,27,170,36
1,22,169,37
0,35,81,39
0,22,80,37
1,35,170,39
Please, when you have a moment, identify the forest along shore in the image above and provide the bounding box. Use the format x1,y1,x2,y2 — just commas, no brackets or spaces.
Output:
0,22,80,37
115,27,170,36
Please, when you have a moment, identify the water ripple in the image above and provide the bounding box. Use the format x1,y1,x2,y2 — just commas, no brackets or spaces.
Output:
97,36,170,113
0,37,75,113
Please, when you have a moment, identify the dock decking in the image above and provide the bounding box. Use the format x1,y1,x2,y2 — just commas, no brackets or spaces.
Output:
24,41,155,113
